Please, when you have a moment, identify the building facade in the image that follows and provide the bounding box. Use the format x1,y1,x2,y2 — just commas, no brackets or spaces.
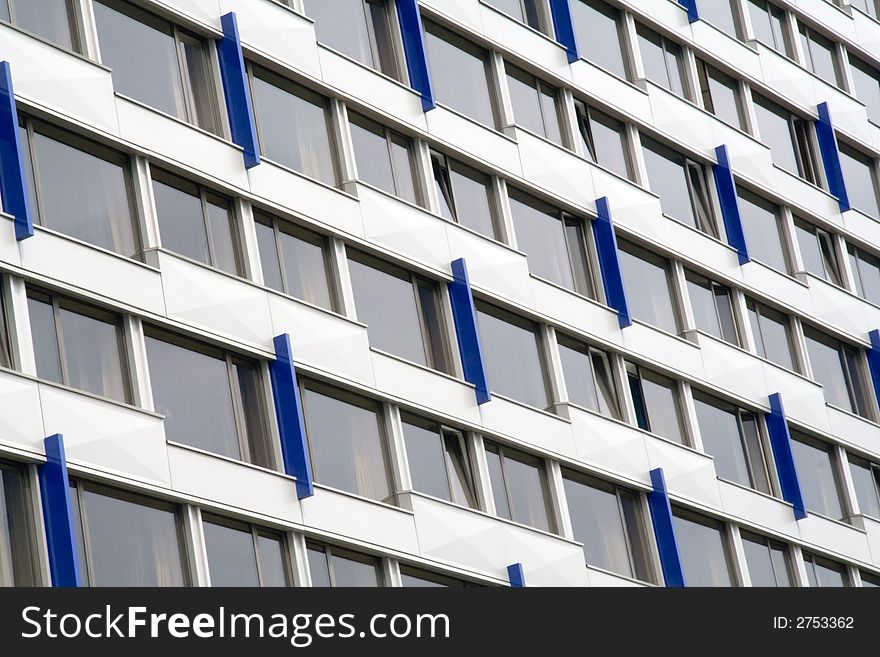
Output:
1,0,880,588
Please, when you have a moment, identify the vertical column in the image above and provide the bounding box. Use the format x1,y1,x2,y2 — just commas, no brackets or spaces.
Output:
0,61,33,240
396,0,436,111
217,13,261,169
448,258,491,404
37,434,81,587
647,468,685,587
815,102,850,212
765,393,807,520
593,197,631,328
507,562,526,588
865,329,880,412
548,0,580,63
713,145,750,264
678,0,700,23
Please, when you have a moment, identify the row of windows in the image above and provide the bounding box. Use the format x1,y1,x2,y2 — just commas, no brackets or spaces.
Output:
3,453,878,588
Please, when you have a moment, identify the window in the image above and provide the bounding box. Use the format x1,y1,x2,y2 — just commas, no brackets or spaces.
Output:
348,112,418,204
70,482,187,586
151,169,241,275
400,565,467,587
696,60,745,130
848,455,880,519
746,298,797,371
617,240,680,333
860,571,880,587
798,22,842,88
849,55,880,125
485,442,553,532
698,0,739,38
505,64,563,145
747,0,789,57
254,211,336,310
641,136,716,238
672,509,734,586
803,552,847,587
737,188,788,273
0,289,10,370
794,218,841,285
485,0,547,33
424,22,496,127
19,119,138,258
401,414,477,508
203,515,289,587
752,94,821,185
249,66,338,186
27,290,128,402
627,362,686,444
838,143,880,219
685,270,738,345
301,381,391,502
0,461,37,586
557,335,620,418
430,151,497,238
94,0,222,135
848,243,880,306
475,302,550,408
692,391,770,494
574,101,631,180
562,470,652,582
508,188,596,297
790,432,845,520
570,0,628,79
347,250,451,373
850,0,879,20
803,326,872,418
303,0,404,82
307,542,382,587
636,24,687,99
144,328,272,466
0,0,80,52
741,532,792,587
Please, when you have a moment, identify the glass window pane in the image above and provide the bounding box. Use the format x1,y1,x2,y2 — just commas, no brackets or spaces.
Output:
32,128,136,257
0,464,36,586
306,546,331,587
539,84,562,145
558,338,619,418
748,0,787,55
302,384,390,502
849,55,880,125
571,0,627,78
638,369,684,443
642,137,698,229
94,1,185,121
400,566,463,587
145,334,241,460
204,519,260,587
476,304,548,408
58,305,126,402
485,446,511,520
330,551,380,587
27,295,62,384
389,133,417,203
449,159,495,238
500,449,551,532
685,271,737,344
349,113,395,195
583,106,630,180
509,190,577,290
278,225,334,310
699,0,738,37
849,245,880,305
700,62,743,129
367,0,402,79
741,532,791,587
738,188,787,272
152,174,209,265
424,22,495,127
803,328,853,411
636,25,670,91
839,144,880,220
804,553,846,587
753,95,799,174
795,219,838,284
232,360,271,468
617,241,679,333
672,511,732,587
205,196,239,275
443,432,477,508
848,457,880,519
180,33,220,134
78,486,185,586
251,68,337,185
798,24,841,88
255,219,283,292
14,0,77,51
402,416,451,501
693,394,753,487
256,534,288,587
507,65,546,137
790,433,844,519
347,253,430,367
747,299,795,370
304,0,374,68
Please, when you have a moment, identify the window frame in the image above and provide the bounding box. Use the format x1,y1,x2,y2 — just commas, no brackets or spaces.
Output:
636,23,690,100
573,99,633,180
696,59,746,131
671,506,736,587
797,21,844,89
790,431,847,521
740,530,793,587
848,454,880,519
349,111,421,204
504,62,565,145
429,149,500,239
306,540,384,587
802,326,874,419
684,269,740,346
803,551,849,587
485,441,555,533
793,217,842,286
556,334,621,419
746,0,791,58
201,513,292,587
0,458,39,586
1,0,83,54
746,297,799,373
626,361,687,445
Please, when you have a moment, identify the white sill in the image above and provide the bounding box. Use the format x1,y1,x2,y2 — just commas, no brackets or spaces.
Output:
309,481,414,516
166,440,290,482
114,92,230,145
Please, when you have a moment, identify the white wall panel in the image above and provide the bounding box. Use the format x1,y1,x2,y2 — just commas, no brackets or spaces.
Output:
569,408,651,485
0,371,44,454
515,130,595,206
646,438,722,509
798,514,873,565
425,107,523,177
478,395,576,457
717,479,800,540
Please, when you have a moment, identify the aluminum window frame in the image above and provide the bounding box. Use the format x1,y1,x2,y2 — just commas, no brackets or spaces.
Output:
556,333,622,419
348,111,421,205
484,440,556,533
1,0,84,54
306,540,385,587
0,458,40,587
201,513,292,587
625,361,687,445
740,530,794,587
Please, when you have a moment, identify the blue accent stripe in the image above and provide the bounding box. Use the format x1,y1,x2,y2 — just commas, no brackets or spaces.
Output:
217,12,261,169
507,562,526,587
815,102,850,212
0,61,33,240
593,197,631,328
38,434,81,587
713,145,750,265
648,468,685,587
678,0,700,22
269,333,314,499
548,0,580,63
765,393,807,520
448,258,491,404
396,0,436,111
865,330,880,418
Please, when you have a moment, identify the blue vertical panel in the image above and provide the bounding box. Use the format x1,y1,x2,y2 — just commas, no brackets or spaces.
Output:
269,333,314,499
865,330,880,419
448,258,491,404
0,61,33,240
678,0,700,22
815,102,850,212
38,434,81,587
593,197,631,328
507,562,526,588
713,145,750,265
765,393,807,520
217,12,261,168
548,0,580,63
647,468,685,588
396,0,436,111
